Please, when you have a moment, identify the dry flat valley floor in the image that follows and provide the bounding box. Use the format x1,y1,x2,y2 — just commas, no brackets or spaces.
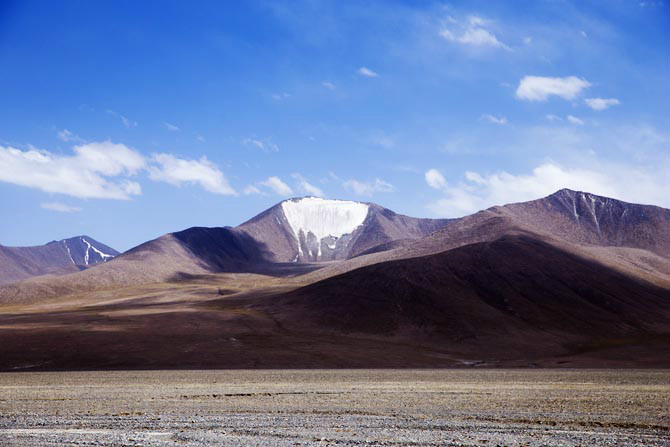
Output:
0,369,668,447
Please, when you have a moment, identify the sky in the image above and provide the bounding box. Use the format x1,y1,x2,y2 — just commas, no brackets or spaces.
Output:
1,0,668,252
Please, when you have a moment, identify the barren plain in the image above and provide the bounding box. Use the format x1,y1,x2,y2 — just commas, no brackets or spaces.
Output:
0,369,668,446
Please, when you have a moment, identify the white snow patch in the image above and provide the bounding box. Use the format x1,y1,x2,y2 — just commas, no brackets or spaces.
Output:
89,243,114,262
81,237,90,265
281,197,369,257
81,237,114,264
62,240,75,264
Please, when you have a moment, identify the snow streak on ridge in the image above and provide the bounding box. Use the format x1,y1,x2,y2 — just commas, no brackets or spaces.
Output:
80,237,115,265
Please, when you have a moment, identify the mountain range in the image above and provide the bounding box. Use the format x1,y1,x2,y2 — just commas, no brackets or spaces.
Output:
0,189,668,370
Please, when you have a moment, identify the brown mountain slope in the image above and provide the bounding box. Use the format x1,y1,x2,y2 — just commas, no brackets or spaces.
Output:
0,199,448,305
498,189,670,256
259,234,670,363
0,234,209,306
301,190,670,286
0,236,119,285
1,190,667,307
1,234,667,370
0,227,324,306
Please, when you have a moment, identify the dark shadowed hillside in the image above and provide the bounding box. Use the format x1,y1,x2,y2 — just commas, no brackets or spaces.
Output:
260,234,670,361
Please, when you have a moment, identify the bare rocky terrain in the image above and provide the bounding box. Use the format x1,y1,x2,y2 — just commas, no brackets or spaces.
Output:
0,369,668,447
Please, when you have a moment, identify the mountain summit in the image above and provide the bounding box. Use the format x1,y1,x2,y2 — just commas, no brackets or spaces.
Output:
236,197,450,262
0,236,119,284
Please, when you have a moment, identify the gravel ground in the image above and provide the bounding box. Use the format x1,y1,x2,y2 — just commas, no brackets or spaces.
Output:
0,369,668,446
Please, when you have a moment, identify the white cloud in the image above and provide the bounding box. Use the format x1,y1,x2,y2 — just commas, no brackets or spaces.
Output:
358,67,378,78
1,139,241,199
322,81,336,90
76,141,146,175
57,129,84,143
425,168,447,190
272,92,291,100
343,178,393,196
426,161,669,217
516,76,591,101
585,98,620,111
545,114,562,121
164,122,180,132
41,202,81,213
148,153,236,195
243,137,279,153
0,142,144,199
440,15,508,49
481,114,508,125
292,173,324,197
566,115,584,125
260,176,294,196
243,185,262,195
106,110,137,128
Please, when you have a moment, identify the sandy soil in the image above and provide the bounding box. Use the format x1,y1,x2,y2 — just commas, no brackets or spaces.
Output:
0,369,668,446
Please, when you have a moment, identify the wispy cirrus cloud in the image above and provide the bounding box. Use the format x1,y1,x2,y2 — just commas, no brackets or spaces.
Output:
244,173,322,197
342,178,393,196
439,15,509,49
566,115,584,125
243,185,262,195
243,137,279,153
41,202,82,213
57,129,84,143
106,110,137,128
481,114,508,125
164,122,180,132
272,92,291,101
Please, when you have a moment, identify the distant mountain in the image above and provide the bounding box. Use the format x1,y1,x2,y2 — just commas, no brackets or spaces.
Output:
0,198,450,303
119,196,449,273
498,188,670,257
304,189,670,286
236,197,450,262
0,236,119,285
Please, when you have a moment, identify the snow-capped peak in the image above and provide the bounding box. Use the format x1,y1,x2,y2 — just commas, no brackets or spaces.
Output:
281,197,369,247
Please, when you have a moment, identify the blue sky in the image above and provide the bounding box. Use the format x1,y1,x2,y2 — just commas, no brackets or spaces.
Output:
1,0,668,251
